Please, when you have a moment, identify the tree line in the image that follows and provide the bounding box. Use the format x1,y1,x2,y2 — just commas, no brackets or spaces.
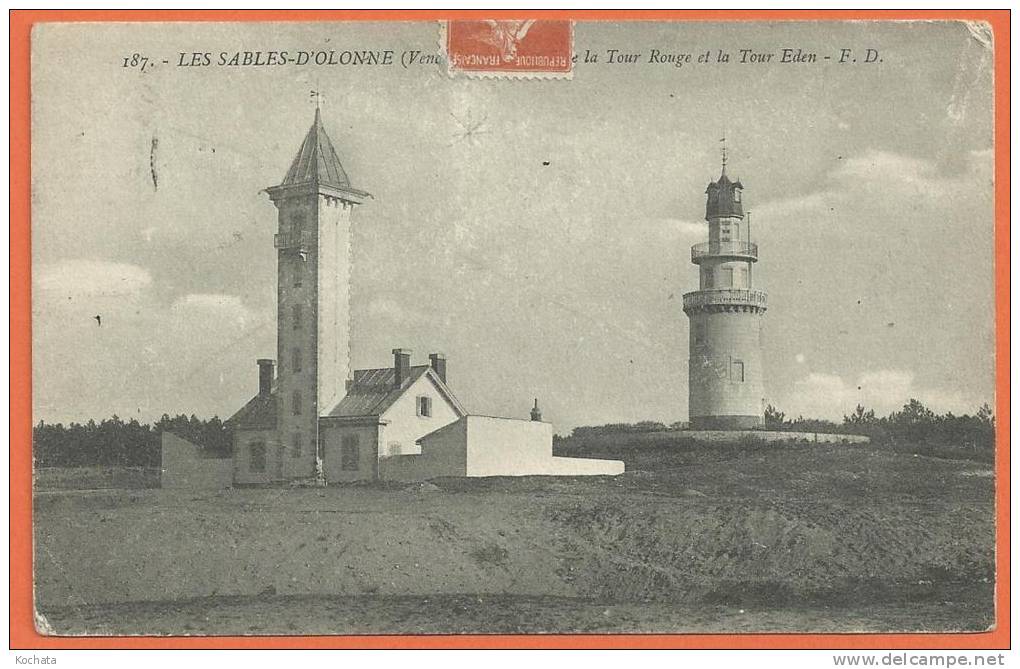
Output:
33,414,232,468
764,399,995,453
563,399,995,461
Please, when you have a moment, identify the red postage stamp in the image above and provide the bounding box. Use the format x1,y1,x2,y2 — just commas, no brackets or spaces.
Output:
443,20,573,78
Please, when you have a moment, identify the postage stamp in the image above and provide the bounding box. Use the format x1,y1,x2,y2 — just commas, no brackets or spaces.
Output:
443,19,573,78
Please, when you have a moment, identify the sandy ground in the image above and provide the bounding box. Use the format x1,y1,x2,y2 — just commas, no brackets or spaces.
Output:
33,441,995,635
40,590,993,636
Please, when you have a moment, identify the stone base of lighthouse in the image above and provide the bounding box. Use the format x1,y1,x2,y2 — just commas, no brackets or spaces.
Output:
686,302,765,430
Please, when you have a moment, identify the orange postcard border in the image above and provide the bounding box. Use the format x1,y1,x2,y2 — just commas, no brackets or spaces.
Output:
8,8,1010,651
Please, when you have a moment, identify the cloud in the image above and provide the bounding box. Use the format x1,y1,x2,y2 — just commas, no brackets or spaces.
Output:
784,368,986,421
829,150,936,190
754,192,831,220
657,217,706,241
171,293,252,326
756,148,991,226
36,259,151,298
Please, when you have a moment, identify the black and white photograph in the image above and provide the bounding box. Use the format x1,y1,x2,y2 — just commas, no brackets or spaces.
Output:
29,17,998,637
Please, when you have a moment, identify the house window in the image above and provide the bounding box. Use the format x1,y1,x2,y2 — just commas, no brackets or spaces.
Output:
249,441,266,473
417,396,432,418
293,304,302,330
731,360,745,383
292,432,301,458
388,442,402,456
341,435,360,471
292,390,302,415
293,348,302,373
734,189,741,203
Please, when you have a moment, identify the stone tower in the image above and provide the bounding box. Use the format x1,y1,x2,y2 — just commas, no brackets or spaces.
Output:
682,153,767,430
265,108,369,479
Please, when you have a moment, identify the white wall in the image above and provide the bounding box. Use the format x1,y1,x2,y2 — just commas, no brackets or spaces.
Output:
316,195,354,416
464,416,552,477
464,416,624,477
378,416,624,481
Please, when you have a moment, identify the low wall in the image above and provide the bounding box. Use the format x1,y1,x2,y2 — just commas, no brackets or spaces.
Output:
680,430,870,444
161,433,233,489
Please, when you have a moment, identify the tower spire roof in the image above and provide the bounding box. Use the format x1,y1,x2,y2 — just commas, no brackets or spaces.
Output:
280,107,351,189
720,133,728,177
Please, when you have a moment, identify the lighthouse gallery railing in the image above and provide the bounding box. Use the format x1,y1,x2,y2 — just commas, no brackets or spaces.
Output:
690,240,758,261
683,289,768,310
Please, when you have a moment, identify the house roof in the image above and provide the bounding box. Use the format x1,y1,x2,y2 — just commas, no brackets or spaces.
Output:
280,108,351,190
226,390,277,430
324,365,467,419
415,416,466,444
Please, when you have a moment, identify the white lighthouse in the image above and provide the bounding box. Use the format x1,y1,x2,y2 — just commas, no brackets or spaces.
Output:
682,151,767,429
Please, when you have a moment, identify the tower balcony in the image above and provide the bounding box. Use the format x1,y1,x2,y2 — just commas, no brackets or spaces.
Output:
691,240,758,263
683,288,768,313
274,231,316,251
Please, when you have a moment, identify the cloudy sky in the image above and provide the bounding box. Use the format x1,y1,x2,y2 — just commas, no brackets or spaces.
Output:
31,20,995,431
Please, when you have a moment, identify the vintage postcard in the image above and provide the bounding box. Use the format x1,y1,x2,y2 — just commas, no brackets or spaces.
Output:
17,12,1007,647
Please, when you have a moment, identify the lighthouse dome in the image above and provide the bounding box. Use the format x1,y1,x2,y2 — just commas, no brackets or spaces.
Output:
705,170,744,220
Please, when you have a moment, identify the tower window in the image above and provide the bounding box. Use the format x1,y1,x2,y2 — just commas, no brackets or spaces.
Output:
292,390,302,415
703,269,714,289
417,396,432,418
293,348,302,373
292,431,302,458
734,189,741,203
293,264,302,288
341,435,360,471
293,304,302,330
249,441,266,473
731,360,745,383
722,267,734,288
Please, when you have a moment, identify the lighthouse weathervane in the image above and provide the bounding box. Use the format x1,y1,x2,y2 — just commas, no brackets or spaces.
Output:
682,144,767,429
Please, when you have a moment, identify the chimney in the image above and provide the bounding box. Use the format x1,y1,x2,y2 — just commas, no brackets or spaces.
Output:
530,398,543,422
392,348,412,388
257,359,275,397
429,352,447,383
